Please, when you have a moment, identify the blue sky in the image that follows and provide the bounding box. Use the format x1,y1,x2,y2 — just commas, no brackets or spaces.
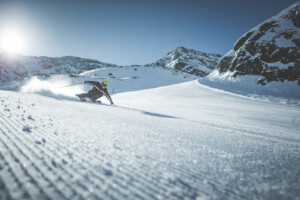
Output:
0,0,298,65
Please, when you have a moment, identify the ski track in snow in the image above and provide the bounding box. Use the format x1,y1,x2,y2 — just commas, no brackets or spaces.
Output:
0,81,300,200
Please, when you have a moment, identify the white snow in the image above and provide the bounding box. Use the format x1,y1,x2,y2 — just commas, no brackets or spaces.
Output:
275,36,298,48
202,70,300,105
0,66,299,199
265,60,291,70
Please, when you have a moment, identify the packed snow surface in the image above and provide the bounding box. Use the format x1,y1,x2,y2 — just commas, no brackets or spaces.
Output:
201,70,300,105
0,74,300,199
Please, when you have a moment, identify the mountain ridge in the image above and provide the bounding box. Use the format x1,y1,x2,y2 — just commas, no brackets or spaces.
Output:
0,47,221,83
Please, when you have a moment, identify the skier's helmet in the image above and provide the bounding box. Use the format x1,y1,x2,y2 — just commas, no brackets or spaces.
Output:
102,80,108,87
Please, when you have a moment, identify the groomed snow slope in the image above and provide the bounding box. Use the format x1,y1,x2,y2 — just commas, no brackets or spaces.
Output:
0,80,300,200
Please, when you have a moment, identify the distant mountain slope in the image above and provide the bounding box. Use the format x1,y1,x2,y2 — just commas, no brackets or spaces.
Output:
150,47,221,77
216,1,300,85
0,54,117,82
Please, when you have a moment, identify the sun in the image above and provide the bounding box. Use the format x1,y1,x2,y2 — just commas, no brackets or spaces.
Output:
1,30,24,54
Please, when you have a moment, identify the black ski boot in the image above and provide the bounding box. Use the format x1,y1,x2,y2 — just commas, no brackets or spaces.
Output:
91,99,101,104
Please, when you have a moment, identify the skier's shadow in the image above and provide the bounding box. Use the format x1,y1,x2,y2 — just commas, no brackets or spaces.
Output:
110,105,178,119
141,111,177,119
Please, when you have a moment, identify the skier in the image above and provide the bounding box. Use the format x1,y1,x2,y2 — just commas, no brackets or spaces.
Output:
76,80,114,104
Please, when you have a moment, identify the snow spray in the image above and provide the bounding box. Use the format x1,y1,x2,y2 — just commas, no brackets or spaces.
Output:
20,75,84,98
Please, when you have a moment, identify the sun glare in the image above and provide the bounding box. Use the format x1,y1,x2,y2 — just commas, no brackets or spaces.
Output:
1,31,24,54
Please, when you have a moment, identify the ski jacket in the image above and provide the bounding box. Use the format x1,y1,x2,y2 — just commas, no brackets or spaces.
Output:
84,81,112,102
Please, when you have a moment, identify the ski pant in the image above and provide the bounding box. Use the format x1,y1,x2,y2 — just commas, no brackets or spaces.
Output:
77,91,103,101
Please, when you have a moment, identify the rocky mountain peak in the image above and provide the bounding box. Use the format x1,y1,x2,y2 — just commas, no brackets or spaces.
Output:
154,47,221,77
216,1,300,85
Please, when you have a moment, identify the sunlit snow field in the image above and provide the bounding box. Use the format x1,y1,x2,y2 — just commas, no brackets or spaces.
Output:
0,66,300,200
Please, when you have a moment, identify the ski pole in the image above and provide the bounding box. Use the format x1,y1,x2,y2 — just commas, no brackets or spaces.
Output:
59,83,82,88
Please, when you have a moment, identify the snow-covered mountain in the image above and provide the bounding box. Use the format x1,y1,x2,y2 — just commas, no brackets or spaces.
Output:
150,46,221,77
0,53,118,82
216,1,300,85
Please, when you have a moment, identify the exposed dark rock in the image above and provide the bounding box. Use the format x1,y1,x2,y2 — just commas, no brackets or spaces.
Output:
279,31,295,39
234,31,254,51
216,55,233,73
292,4,300,27
174,62,187,70
292,38,300,47
244,41,257,56
251,31,265,42
259,21,278,32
